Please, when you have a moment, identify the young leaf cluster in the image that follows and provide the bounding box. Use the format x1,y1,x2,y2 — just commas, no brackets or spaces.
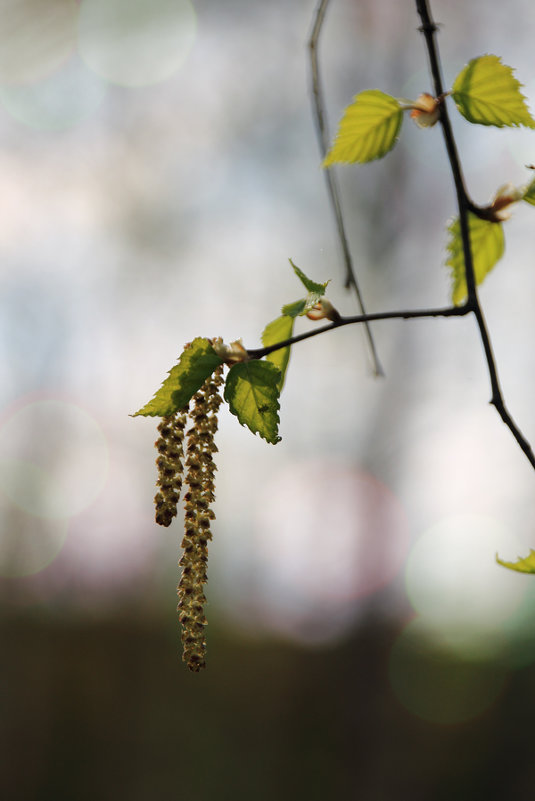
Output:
134,262,330,445
324,54,535,304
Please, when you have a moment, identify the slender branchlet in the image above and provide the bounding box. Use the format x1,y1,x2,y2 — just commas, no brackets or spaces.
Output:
246,303,468,361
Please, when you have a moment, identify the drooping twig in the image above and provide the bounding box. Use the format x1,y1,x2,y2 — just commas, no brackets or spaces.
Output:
308,0,384,377
417,0,535,470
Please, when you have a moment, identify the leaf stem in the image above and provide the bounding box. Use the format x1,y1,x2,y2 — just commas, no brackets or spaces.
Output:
308,0,384,377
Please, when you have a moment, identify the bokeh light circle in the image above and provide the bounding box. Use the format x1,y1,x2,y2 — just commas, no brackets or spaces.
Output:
0,398,109,520
0,56,107,131
388,617,508,725
78,0,197,87
0,0,78,85
404,514,527,656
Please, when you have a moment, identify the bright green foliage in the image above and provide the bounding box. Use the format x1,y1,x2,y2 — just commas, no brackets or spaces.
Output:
282,260,329,318
262,315,294,391
224,360,281,444
323,90,403,165
134,337,223,417
446,213,505,305
452,55,535,128
496,549,535,573
523,176,535,206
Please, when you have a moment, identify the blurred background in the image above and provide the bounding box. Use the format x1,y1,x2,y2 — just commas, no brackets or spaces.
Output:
1,0,535,798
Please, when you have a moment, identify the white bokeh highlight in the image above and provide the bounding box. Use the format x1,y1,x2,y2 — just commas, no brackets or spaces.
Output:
0,399,109,520
404,514,528,656
78,0,197,87
0,0,78,85
0,55,107,130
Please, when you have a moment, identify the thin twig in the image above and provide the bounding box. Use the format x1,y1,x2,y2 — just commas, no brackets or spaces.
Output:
416,0,535,470
247,303,468,360
308,0,384,376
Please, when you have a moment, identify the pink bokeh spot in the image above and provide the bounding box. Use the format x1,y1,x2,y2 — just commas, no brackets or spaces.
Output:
249,459,410,642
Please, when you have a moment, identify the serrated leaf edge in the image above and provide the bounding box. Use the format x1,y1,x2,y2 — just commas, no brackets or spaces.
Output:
452,54,535,129
133,337,222,417
496,549,535,573
224,361,282,444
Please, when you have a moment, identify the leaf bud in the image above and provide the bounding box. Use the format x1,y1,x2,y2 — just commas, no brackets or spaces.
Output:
410,93,441,127
485,182,524,221
212,338,249,364
306,297,341,322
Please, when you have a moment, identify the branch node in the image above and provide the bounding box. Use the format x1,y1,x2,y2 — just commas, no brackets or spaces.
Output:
417,22,438,34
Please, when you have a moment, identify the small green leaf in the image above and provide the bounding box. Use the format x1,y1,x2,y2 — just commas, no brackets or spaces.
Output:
522,176,535,206
289,259,329,295
224,360,281,444
282,261,330,319
281,299,307,318
446,213,505,305
262,315,294,391
282,294,327,318
133,337,223,417
496,549,535,574
323,90,403,165
452,55,535,128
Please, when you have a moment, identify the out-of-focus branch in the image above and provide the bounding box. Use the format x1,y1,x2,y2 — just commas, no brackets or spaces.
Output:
308,0,384,376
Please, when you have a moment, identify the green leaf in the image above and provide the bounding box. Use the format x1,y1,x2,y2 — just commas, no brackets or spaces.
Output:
323,90,403,165
281,299,307,318
133,337,223,417
446,213,505,306
282,260,330,319
282,294,327,318
496,549,535,574
522,176,535,206
451,55,535,128
289,259,329,295
262,315,294,391
224,360,281,444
